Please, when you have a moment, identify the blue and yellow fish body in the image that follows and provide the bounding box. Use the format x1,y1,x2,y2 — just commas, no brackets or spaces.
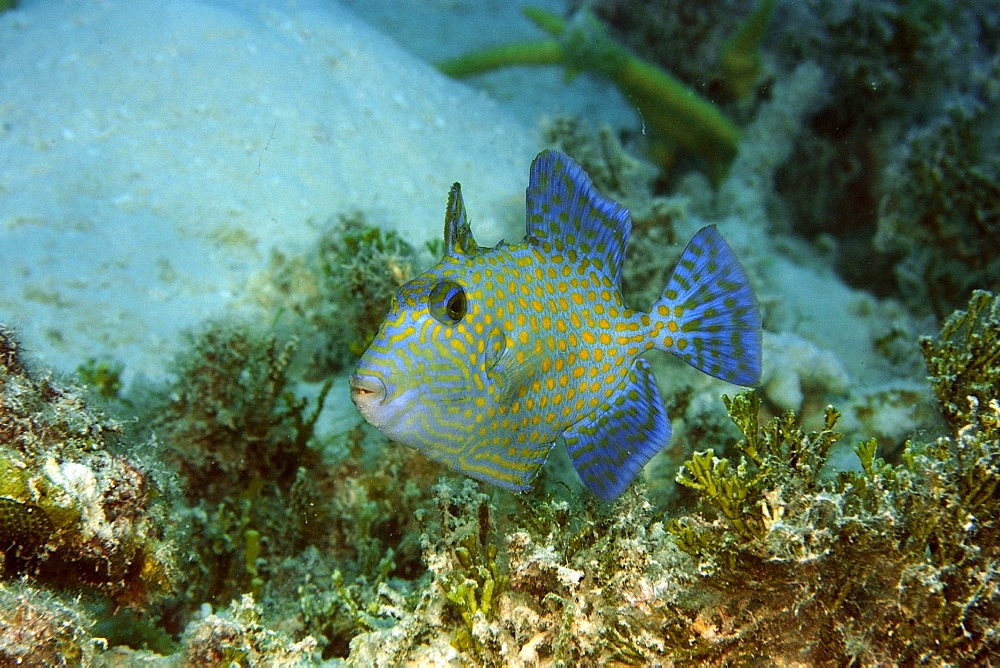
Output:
350,150,761,500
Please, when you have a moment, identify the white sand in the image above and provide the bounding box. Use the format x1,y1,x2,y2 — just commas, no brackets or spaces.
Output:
0,0,537,382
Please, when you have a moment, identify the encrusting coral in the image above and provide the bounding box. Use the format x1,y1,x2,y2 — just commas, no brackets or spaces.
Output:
0,580,96,666
0,325,175,609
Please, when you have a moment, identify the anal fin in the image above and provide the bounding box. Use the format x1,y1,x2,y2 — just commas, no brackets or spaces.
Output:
563,359,672,500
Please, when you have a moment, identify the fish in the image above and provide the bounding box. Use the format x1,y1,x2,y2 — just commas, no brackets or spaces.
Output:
350,150,762,500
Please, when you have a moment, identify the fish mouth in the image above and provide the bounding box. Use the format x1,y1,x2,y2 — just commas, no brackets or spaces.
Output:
349,373,387,411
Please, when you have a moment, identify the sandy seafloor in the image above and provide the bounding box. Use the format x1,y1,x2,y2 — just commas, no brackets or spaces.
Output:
0,0,988,663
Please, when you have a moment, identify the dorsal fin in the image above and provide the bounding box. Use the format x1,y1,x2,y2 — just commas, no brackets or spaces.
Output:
444,183,485,257
525,150,631,286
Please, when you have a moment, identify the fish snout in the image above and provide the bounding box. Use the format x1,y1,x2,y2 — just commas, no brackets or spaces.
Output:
349,373,387,417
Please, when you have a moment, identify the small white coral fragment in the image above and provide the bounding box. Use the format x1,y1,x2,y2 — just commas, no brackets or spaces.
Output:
761,332,849,412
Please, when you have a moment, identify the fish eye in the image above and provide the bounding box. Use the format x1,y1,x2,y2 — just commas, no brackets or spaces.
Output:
428,280,467,325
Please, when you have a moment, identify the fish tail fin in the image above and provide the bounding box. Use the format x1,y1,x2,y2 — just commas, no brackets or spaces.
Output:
651,225,762,386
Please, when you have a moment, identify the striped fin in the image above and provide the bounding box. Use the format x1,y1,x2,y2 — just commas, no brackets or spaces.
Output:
563,359,671,500
525,150,631,286
653,225,762,386
444,183,486,257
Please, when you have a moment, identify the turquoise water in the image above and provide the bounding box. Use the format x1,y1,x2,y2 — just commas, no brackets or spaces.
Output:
0,0,997,664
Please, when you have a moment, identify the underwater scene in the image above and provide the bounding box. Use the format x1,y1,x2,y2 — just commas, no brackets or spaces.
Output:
0,0,998,664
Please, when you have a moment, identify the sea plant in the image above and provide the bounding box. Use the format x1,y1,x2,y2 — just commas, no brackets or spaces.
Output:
437,5,753,180
273,212,419,380
876,106,1000,317
75,357,125,400
142,322,334,638
420,480,510,657
662,291,1000,661
672,391,840,549
152,322,329,504
719,0,776,99
920,289,1000,426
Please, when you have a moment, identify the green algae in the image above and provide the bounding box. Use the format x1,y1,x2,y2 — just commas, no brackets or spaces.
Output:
266,212,421,381
152,324,328,504
74,358,124,401
877,106,1000,317
437,6,742,180
720,0,776,99
673,391,840,546
428,484,510,655
920,289,1000,427
658,292,1000,662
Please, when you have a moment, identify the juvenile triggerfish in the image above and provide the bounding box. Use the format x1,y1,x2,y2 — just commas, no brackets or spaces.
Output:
350,150,761,500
